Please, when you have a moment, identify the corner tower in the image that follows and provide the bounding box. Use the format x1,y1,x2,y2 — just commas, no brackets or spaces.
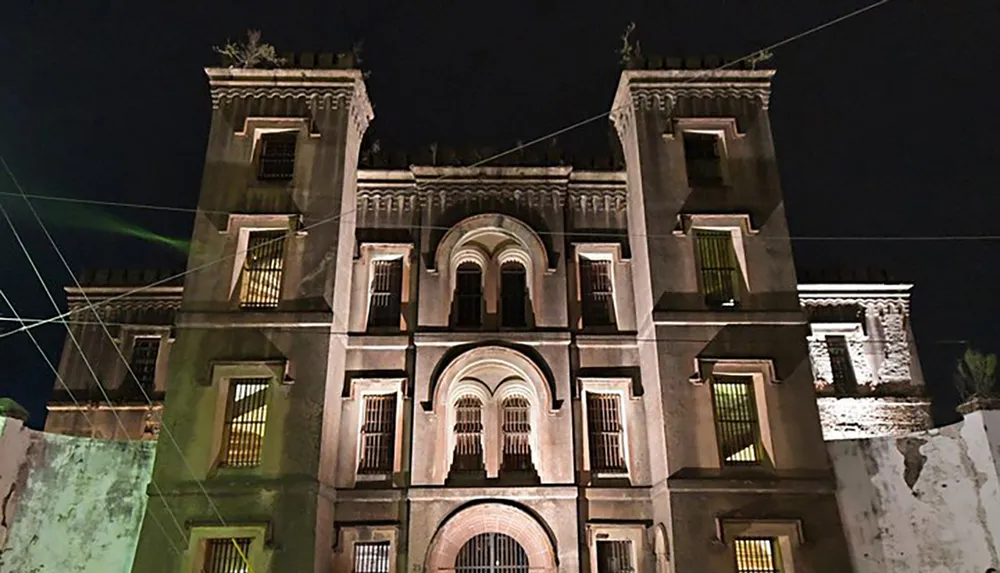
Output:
612,59,855,571
130,64,372,573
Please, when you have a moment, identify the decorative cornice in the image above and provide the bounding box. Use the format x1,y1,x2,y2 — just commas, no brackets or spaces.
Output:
356,182,627,213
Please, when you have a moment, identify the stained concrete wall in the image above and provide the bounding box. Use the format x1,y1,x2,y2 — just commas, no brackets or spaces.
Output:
0,416,155,573
829,408,1000,573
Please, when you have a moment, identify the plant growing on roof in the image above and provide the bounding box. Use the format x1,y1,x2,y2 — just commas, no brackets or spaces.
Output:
953,347,998,401
617,22,643,68
0,397,29,423
214,29,286,69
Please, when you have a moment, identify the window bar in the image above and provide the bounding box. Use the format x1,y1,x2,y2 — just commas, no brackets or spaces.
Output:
353,541,391,573
734,538,780,573
128,337,159,390
221,378,269,467
581,258,615,327
501,396,533,472
257,132,297,181
368,259,403,328
240,230,286,309
586,393,626,473
596,540,635,573
452,396,484,471
455,532,529,572
695,230,739,307
825,336,858,394
712,378,761,465
204,537,252,573
358,394,397,474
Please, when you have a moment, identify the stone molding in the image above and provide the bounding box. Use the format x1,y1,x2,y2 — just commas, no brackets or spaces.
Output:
356,184,627,213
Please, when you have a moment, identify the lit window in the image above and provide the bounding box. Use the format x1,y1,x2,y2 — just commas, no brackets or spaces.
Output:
357,394,397,476
367,259,403,329
451,396,484,473
203,537,252,573
580,257,615,327
499,261,528,328
596,539,635,573
734,538,781,573
683,132,724,187
586,392,627,474
694,230,741,308
353,540,391,573
825,336,858,394
257,132,297,181
127,336,160,390
712,378,762,465
454,262,483,328
239,230,286,309
221,378,269,467
501,396,533,472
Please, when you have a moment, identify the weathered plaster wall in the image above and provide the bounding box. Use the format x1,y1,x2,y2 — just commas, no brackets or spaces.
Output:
818,397,932,441
0,416,155,573
829,409,1000,573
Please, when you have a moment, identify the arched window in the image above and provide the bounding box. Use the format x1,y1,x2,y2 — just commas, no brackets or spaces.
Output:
454,262,483,328
455,532,529,573
500,396,533,472
499,261,528,327
451,396,484,472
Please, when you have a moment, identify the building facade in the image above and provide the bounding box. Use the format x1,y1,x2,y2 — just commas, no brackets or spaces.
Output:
42,58,938,573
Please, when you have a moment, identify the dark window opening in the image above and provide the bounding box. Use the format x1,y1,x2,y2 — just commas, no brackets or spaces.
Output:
580,257,615,328
128,337,159,390
455,532,529,573
454,262,483,328
501,396,533,472
596,540,635,573
826,336,858,394
500,261,528,328
683,132,724,187
367,259,404,329
586,392,627,474
451,396,484,472
257,132,297,181
357,394,397,475
695,230,741,308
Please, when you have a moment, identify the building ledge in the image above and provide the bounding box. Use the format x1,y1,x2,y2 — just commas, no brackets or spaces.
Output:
653,310,805,326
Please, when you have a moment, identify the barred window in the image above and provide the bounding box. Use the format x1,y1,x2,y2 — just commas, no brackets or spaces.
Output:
455,532,528,573
695,230,740,308
240,230,286,309
734,538,781,573
500,261,528,327
367,259,404,329
586,392,627,474
596,539,635,573
357,394,397,475
826,336,858,394
127,336,159,390
454,262,483,328
683,132,724,187
353,540,391,573
257,131,297,181
711,378,762,465
451,396,484,472
220,378,270,467
580,257,615,327
501,396,533,472
203,537,252,573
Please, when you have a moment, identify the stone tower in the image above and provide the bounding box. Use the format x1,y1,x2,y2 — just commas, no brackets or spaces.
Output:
610,62,855,571
129,66,372,572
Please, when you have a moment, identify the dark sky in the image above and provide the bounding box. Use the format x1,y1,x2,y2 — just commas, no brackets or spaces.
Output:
1,0,997,428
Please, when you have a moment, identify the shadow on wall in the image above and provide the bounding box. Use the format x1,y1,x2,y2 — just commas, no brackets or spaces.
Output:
0,416,155,573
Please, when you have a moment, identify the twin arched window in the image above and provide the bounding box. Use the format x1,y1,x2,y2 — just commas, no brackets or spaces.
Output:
452,260,529,328
449,394,535,477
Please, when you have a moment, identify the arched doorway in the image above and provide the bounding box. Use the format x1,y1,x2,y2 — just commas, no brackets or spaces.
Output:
455,532,529,572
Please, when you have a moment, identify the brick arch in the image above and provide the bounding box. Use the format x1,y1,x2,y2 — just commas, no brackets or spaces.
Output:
425,502,558,572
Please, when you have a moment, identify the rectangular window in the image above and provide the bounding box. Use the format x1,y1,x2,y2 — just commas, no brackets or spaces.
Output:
580,258,615,327
683,132,724,187
203,537,252,573
353,541,391,573
367,259,404,329
596,539,635,573
451,396,484,472
734,538,781,573
454,263,483,328
221,378,270,468
257,132,297,181
826,336,858,394
712,378,762,465
695,230,741,308
127,336,160,390
586,392,627,474
240,230,286,309
357,394,397,475
501,396,533,472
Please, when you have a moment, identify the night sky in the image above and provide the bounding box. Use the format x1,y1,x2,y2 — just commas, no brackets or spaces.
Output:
1,0,996,429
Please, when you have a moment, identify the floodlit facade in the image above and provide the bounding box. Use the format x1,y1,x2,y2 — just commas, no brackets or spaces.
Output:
38,56,933,573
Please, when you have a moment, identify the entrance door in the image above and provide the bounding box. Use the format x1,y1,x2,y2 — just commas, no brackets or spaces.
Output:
454,532,529,573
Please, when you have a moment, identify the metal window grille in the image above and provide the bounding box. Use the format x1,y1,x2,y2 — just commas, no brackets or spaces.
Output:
455,532,529,573
596,539,635,573
452,396,484,471
580,258,615,327
240,230,285,309
221,378,269,467
683,132,724,186
586,392,627,473
825,336,858,394
499,262,528,327
501,396,533,472
367,259,403,328
257,132,297,181
128,336,159,390
353,540,391,573
695,230,740,308
455,262,483,327
711,378,761,465
203,537,252,573
734,538,781,573
358,394,397,474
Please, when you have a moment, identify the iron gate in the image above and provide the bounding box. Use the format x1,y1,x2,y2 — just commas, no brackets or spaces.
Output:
454,532,529,573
